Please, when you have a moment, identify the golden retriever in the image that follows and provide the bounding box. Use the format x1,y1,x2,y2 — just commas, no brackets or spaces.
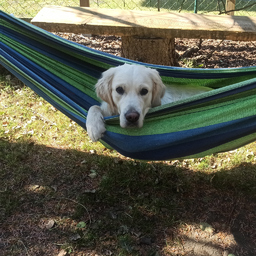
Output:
86,64,211,142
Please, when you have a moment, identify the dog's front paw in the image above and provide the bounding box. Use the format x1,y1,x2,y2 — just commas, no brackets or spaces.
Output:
86,106,106,142
88,120,106,142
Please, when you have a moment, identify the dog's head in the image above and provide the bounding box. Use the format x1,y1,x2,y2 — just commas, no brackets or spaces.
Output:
95,64,165,128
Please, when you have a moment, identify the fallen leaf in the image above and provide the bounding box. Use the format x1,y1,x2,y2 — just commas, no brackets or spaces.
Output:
45,219,55,229
57,249,67,256
76,221,86,229
88,170,97,178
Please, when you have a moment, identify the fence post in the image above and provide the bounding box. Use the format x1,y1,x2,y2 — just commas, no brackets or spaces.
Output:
80,0,90,7
226,0,236,15
194,0,198,13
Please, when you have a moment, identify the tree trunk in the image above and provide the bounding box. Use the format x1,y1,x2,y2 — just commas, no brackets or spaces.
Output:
121,36,177,66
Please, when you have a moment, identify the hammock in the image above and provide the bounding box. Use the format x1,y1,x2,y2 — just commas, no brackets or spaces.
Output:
2,11,256,161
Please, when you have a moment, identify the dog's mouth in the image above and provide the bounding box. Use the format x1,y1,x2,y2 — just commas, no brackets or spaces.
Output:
121,119,140,129
124,121,139,128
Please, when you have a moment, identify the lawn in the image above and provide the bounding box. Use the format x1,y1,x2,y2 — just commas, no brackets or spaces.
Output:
1,65,256,255
1,1,256,254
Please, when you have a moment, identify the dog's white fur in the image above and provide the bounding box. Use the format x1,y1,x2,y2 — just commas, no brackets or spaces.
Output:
86,64,211,142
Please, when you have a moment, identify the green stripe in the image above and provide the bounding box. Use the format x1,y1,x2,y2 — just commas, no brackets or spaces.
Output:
2,34,99,100
186,132,256,159
0,56,87,119
106,84,256,135
162,73,256,89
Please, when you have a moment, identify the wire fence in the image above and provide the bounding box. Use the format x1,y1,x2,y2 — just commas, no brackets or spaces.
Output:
1,0,256,18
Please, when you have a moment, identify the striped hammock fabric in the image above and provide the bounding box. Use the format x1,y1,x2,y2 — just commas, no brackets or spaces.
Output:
2,11,256,161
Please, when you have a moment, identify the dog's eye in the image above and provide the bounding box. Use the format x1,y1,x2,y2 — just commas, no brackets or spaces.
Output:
116,87,124,95
140,88,148,96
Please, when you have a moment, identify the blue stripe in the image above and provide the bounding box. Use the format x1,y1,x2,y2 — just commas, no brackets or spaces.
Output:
2,27,106,78
102,116,256,160
0,60,87,129
0,43,99,110
0,48,89,120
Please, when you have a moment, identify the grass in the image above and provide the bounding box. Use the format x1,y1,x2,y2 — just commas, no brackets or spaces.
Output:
1,0,256,18
1,67,256,255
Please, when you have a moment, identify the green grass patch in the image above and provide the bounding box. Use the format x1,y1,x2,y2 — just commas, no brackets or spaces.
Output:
1,69,256,255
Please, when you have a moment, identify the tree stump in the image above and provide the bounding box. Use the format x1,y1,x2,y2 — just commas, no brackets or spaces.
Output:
121,36,177,66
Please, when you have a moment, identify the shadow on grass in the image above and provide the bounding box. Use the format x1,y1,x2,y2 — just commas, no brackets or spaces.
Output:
0,138,256,255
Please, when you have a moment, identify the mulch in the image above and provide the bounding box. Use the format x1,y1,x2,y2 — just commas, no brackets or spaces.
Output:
54,32,256,68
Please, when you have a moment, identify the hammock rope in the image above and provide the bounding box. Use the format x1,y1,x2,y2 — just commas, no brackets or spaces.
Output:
1,10,256,160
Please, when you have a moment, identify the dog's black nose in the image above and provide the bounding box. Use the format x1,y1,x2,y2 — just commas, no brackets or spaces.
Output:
125,110,140,123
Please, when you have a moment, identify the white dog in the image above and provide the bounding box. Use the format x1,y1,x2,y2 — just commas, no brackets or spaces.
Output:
86,64,211,142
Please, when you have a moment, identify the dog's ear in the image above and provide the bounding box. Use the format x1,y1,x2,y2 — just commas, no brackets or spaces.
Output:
149,69,166,107
95,67,116,113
